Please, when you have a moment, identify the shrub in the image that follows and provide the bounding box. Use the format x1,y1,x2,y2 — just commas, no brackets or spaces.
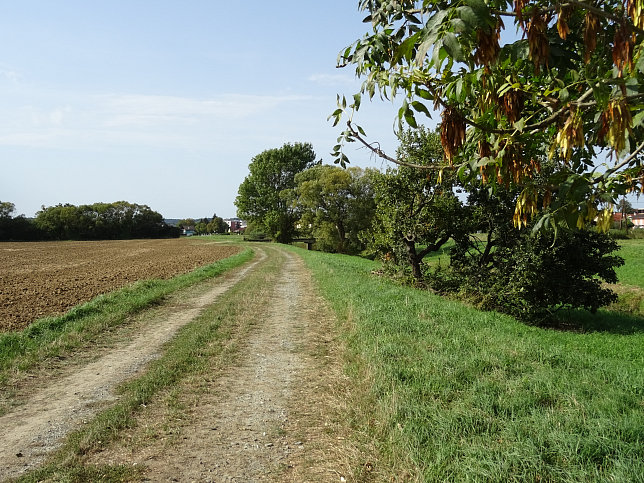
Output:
443,228,624,323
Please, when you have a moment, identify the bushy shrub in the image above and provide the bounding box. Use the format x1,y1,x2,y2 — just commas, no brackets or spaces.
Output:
445,228,623,322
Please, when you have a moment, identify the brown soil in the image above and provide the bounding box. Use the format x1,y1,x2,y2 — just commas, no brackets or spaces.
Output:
0,239,240,331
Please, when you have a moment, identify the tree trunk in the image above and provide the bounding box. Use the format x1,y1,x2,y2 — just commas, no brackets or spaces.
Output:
336,221,346,253
403,238,423,281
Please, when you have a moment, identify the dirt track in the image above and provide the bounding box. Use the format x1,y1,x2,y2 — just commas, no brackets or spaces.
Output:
0,246,353,481
0,239,240,331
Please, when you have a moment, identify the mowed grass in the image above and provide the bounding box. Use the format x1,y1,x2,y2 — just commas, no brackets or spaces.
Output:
294,247,644,481
616,238,644,288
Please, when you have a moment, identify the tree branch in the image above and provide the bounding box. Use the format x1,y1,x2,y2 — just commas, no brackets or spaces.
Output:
604,139,644,177
345,122,456,170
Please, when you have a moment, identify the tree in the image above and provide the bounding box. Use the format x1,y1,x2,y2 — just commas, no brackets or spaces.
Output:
207,214,229,234
365,129,469,281
235,142,319,243
617,196,636,229
291,164,377,254
177,218,196,230
0,201,15,219
331,1,644,230
33,202,173,240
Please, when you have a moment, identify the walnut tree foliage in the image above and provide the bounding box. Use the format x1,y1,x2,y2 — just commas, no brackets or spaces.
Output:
331,0,644,231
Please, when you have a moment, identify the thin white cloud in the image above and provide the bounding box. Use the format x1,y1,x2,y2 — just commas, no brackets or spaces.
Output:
101,93,313,127
308,73,357,86
0,90,317,149
0,68,21,84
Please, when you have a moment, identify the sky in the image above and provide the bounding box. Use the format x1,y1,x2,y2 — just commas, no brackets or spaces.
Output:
0,1,408,219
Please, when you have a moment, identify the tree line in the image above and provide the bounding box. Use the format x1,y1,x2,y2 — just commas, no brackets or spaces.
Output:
175,216,229,235
236,138,623,324
0,201,180,241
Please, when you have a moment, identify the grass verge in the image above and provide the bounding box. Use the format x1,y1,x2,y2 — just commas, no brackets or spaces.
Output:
0,248,253,390
14,246,279,482
294,247,644,481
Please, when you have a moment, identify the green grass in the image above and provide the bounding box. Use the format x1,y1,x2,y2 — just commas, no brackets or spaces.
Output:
616,239,644,288
293,247,644,481
0,248,254,391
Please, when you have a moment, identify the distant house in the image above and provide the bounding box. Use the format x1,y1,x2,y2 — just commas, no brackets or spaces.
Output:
632,211,644,228
614,208,644,228
224,218,246,234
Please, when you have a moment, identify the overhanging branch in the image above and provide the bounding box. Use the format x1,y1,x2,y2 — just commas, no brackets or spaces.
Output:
345,122,456,170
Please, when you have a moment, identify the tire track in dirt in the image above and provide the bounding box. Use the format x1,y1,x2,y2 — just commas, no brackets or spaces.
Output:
0,249,266,481
131,249,309,481
95,247,353,482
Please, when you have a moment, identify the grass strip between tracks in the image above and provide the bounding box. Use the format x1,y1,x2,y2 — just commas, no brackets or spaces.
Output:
14,246,280,482
0,248,254,389
291,247,644,482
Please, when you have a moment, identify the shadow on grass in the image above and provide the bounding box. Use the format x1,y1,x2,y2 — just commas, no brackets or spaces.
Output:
551,308,644,335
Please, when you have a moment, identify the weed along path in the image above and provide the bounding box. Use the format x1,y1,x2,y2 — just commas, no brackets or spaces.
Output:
1,246,351,481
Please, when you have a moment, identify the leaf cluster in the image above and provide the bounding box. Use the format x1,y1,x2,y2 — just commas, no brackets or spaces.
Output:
333,0,644,230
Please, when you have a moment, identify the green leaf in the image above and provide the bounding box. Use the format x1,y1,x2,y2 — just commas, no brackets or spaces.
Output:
425,9,449,33
411,101,431,118
352,93,362,110
455,78,464,102
456,6,482,29
395,31,421,63
416,37,434,66
450,18,467,33
513,118,526,132
416,88,433,101
632,110,644,128
442,32,464,62
431,39,444,68
404,12,421,24
466,0,492,25
405,109,418,128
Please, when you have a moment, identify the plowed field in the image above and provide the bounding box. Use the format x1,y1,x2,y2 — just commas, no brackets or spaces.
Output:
0,239,240,332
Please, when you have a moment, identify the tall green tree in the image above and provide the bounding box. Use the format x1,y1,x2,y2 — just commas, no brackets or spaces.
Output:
292,164,377,254
617,196,636,229
331,0,644,230
207,214,229,234
235,142,319,243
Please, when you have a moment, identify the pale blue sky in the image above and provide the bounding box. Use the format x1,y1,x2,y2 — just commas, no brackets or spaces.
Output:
0,1,406,219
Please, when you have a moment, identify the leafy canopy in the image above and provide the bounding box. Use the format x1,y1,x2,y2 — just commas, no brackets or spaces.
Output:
331,0,644,230
366,128,469,281
235,142,319,243
291,164,377,254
